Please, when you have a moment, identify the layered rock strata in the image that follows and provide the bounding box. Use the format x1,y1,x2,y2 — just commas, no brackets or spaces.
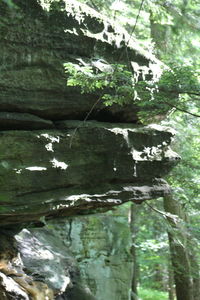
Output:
0,0,162,124
0,121,178,226
0,1,179,299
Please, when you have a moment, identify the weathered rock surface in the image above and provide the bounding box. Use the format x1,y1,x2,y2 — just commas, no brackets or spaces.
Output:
0,121,178,226
0,0,162,124
48,210,133,300
0,207,132,300
0,112,54,130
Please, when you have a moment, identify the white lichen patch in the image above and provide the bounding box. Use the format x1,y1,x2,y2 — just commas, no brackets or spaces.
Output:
25,167,47,171
59,276,71,292
0,273,29,299
52,204,70,211
147,124,177,136
123,185,152,193
113,160,117,172
133,161,137,177
133,186,152,193
66,190,121,203
14,168,22,174
130,145,164,161
106,199,121,204
66,194,95,201
51,158,69,170
40,134,60,143
164,147,180,160
64,28,79,35
130,143,179,162
149,62,163,83
144,146,163,160
107,128,130,146
130,148,145,160
45,143,53,152
39,133,60,152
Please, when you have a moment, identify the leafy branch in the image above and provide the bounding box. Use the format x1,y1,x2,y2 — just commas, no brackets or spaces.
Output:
64,61,200,122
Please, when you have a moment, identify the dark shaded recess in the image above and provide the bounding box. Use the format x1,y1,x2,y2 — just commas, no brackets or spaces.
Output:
62,286,97,300
49,0,66,12
107,24,115,33
48,9,81,30
0,112,54,130
12,0,45,18
77,106,139,123
116,46,150,66
84,15,105,33
128,131,172,149
56,266,97,300
0,229,19,259
0,87,139,123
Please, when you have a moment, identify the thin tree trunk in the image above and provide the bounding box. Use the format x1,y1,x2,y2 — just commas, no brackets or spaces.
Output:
192,276,200,300
130,203,139,300
163,194,194,300
168,261,175,300
189,243,200,300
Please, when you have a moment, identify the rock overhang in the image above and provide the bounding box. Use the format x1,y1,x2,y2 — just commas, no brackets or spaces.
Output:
0,0,165,124
0,121,179,226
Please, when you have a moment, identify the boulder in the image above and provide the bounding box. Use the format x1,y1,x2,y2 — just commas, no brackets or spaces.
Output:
0,207,133,300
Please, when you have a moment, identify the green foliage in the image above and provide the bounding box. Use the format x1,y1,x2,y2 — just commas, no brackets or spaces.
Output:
64,62,138,106
134,200,171,291
65,60,162,121
138,287,168,300
65,61,200,122
64,62,114,94
165,112,200,207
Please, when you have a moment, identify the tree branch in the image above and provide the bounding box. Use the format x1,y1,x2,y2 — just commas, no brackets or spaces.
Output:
163,101,200,117
159,87,200,97
145,202,180,224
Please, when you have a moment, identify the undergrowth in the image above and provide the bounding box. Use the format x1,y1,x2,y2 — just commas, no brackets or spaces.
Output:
138,287,168,300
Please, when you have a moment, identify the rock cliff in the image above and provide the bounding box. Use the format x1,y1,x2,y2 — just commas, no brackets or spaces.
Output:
0,0,179,299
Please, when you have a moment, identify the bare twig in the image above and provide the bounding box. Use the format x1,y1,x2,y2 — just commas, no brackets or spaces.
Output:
69,93,104,148
145,202,180,223
145,202,168,218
